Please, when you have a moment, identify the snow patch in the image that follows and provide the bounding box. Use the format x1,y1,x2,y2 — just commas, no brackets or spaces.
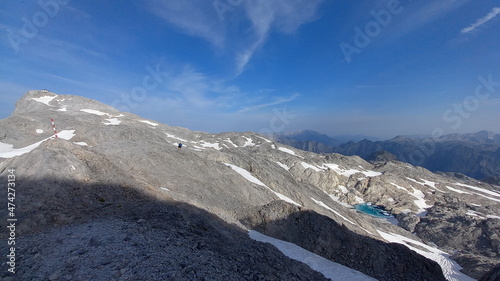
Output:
103,118,121,125
256,136,272,143
322,164,380,178
323,163,359,177
361,170,382,177
248,230,376,281
454,183,500,198
466,210,483,218
311,197,356,226
56,130,76,140
338,185,349,194
223,138,238,147
225,163,300,206
486,215,500,219
81,109,110,116
354,196,365,204
377,231,475,281
328,195,353,208
390,183,408,191
73,142,88,146
199,141,222,150
407,177,445,192
276,161,290,171
391,183,431,214
31,95,57,106
160,187,170,192
242,136,255,147
139,120,158,126
301,162,322,172
165,133,188,143
36,129,44,134
474,193,500,203
446,186,471,194
0,130,76,158
278,147,303,158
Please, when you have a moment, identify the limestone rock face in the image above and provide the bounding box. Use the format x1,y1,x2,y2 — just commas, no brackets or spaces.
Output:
1,90,499,280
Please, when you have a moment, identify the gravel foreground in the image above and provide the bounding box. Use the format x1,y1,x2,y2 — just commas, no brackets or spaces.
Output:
3,202,330,281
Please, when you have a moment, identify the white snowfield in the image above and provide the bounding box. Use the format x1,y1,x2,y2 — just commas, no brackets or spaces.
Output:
311,197,356,226
223,138,238,147
377,231,475,281
256,136,272,143
199,141,222,150
0,130,76,158
406,177,446,192
165,133,188,143
103,118,121,125
278,147,304,158
276,161,291,171
446,186,471,194
242,136,255,147
390,183,432,214
296,161,382,178
454,183,500,198
139,120,158,126
31,95,57,106
80,109,111,116
248,230,377,281
224,163,301,206
301,162,323,172
323,163,382,178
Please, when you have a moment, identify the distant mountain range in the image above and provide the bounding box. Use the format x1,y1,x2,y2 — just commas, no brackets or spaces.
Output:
273,130,500,184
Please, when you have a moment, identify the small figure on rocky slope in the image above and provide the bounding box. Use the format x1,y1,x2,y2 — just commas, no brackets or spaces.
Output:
178,143,183,149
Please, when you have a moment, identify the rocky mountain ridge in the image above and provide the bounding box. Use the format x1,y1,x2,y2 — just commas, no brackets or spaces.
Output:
274,130,500,184
1,90,499,280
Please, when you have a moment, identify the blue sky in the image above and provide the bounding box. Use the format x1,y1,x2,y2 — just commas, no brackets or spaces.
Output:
0,0,499,139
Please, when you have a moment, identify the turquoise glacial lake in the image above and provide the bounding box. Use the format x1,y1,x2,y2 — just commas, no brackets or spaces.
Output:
354,203,391,218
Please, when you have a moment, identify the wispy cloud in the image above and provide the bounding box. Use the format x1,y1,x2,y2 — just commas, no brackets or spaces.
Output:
461,7,500,34
158,64,241,109
355,85,401,89
146,0,226,47
147,0,324,75
388,0,469,39
238,92,300,112
237,0,323,74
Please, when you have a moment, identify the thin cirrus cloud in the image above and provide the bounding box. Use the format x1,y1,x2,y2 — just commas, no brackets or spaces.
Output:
235,0,323,74
382,0,469,40
147,0,323,76
152,63,294,112
147,0,226,47
461,7,500,34
238,93,301,113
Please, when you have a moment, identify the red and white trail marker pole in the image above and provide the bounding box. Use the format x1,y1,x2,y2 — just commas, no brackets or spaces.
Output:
51,118,58,138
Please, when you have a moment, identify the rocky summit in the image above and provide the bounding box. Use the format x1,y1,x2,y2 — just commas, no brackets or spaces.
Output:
1,90,499,280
